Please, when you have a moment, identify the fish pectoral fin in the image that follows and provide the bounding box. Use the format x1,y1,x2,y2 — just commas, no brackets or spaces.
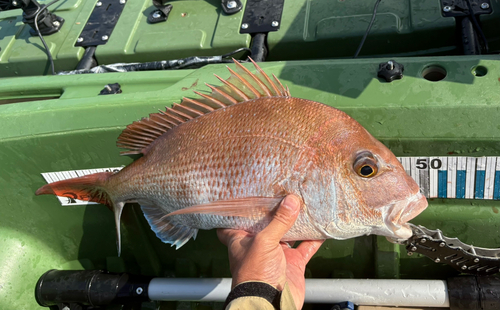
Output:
141,204,198,249
166,197,285,218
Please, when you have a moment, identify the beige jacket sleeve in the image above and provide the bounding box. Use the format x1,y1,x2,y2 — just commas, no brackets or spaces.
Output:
225,282,297,310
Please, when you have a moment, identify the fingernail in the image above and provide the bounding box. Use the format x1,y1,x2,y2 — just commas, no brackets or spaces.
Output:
282,195,300,212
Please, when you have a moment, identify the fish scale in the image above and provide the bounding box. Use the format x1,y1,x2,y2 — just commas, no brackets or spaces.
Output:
36,59,427,254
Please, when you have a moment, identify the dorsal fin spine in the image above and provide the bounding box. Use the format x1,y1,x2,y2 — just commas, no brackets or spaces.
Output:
226,67,261,98
205,83,238,104
172,104,201,117
193,91,227,108
233,59,272,97
146,117,168,129
118,136,151,145
159,110,183,124
117,140,147,147
249,58,280,96
121,131,157,140
214,74,250,101
135,124,164,136
118,142,149,148
121,129,157,138
182,97,215,112
116,58,291,155
168,106,193,120
149,114,174,129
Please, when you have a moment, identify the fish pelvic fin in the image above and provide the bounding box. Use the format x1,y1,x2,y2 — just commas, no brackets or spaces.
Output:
35,172,113,205
116,57,290,155
114,202,125,257
141,204,199,250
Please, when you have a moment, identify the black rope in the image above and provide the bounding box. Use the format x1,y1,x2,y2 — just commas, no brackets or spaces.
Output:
34,0,61,75
354,0,382,58
465,0,489,53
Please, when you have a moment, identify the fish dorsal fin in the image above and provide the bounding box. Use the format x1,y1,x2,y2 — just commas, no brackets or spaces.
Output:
116,58,291,155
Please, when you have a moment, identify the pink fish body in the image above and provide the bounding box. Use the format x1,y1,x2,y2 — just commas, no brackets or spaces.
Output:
37,59,427,254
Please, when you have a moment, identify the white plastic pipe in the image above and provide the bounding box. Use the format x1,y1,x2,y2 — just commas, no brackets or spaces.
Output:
148,278,450,307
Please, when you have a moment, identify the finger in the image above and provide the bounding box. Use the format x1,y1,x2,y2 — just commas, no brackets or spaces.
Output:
259,195,301,244
295,239,324,263
217,228,246,246
280,241,294,249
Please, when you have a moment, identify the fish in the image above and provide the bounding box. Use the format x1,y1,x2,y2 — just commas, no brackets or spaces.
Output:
36,58,428,255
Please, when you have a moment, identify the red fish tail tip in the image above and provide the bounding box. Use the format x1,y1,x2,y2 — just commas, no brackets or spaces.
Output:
35,184,55,196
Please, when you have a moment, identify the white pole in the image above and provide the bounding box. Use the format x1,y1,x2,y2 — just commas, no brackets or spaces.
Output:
148,278,450,307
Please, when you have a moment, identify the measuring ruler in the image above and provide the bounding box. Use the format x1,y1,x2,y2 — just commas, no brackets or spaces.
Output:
40,156,500,206
41,167,124,206
397,156,500,200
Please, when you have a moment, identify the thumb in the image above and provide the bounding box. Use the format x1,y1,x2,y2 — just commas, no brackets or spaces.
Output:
260,195,301,244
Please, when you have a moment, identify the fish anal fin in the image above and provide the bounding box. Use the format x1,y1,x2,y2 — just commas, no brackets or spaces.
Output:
141,205,198,249
167,197,284,218
116,58,290,155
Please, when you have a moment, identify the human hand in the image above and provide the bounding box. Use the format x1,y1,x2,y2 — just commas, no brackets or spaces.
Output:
217,195,325,309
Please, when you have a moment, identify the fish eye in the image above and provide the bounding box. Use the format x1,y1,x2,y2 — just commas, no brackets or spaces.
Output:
354,152,378,178
360,165,374,176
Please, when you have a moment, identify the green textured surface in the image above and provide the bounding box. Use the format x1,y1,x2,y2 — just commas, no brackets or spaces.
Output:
2,0,500,77
0,0,251,77
0,0,87,77
95,0,251,64
269,0,500,59
1,56,500,309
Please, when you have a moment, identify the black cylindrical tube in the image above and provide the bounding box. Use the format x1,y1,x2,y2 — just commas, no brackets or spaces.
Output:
250,33,267,62
477,276,500,310
75,46,97,70
447,276,500,310
458,16,480,55
447,276,480,310
35,270,153,307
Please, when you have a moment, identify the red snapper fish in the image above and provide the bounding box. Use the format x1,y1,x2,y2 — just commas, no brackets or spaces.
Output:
36,59,428,255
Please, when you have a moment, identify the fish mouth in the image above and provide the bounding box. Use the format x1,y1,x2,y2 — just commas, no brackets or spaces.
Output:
384,192,428,239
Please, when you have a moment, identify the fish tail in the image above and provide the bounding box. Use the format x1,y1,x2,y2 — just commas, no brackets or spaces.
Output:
36,172,125,256
35,172,113,205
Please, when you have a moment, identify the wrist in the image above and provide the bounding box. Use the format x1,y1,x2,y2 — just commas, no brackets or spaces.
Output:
224,281,282,309
232,269,286,290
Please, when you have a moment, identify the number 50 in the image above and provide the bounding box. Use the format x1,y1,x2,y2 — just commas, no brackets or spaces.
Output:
416,158,442,169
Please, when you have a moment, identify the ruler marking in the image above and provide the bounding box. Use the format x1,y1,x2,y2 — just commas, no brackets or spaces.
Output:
447,157,457,199
61,171,72,181
494,159,500,200
438,157,448,198
485,157,496,200
410,157,420,187
429,157,438,198
419,157,430,198
41,173,55,184
456,157,466,199
475,157,486,199
465,157,476,199
53,172,63,182
403,157,411,176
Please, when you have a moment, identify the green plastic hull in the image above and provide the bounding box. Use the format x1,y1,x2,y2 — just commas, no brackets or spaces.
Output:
1,56,500,309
